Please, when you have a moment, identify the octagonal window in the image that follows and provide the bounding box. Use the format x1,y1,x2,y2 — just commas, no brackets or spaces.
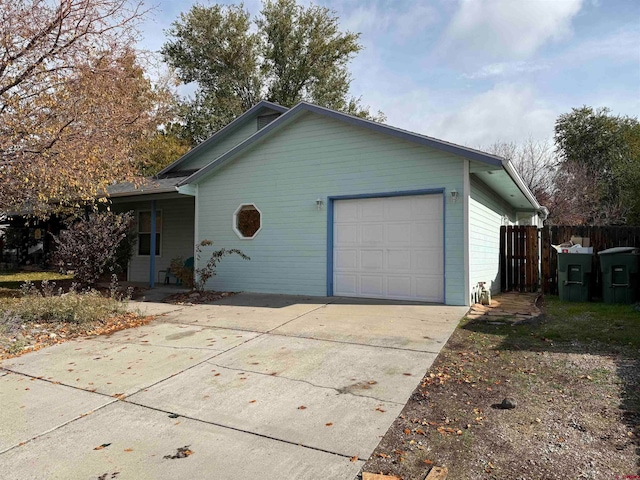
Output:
233,204,262,239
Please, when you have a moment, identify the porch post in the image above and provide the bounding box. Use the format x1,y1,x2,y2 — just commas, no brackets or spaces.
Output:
149,200,156,288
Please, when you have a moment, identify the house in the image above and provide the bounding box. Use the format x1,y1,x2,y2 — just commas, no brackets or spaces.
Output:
109,101,545,306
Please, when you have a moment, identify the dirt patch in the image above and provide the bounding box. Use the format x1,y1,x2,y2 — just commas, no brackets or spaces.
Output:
0,312,154,361
162,290,237,305
360,295,639,479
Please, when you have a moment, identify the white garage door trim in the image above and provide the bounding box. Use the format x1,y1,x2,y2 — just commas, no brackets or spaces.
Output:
327,189,446,303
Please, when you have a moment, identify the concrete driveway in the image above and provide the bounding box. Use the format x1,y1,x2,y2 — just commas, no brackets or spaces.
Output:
0,293,467,479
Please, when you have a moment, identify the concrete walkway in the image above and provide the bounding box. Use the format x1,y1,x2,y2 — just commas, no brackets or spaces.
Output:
0,293,467,479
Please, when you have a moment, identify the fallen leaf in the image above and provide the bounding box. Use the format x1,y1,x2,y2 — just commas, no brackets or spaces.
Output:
249,400,256,403
424,459,434,465
403,428,411,435
375,407,386,413
124,448,133,452
325,422,333,427
93,443,111,450
298,406,307,410
350,455,358,462
163,446,193,460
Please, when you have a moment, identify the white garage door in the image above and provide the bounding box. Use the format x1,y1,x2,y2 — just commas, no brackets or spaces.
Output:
333,194,444,302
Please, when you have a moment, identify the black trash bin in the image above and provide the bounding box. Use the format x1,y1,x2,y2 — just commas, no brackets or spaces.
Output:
598,247,639,304
558,253,592,302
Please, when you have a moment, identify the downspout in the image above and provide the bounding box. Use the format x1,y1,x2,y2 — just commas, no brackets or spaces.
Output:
149,200,156,288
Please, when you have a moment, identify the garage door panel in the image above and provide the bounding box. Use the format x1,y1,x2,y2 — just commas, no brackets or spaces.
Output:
335,201,358,221
412,223,442,244
335,224,358,245
387,276,412,297
413,250,443,272
412,196,441,220
385,197,413,220
361,224,385,244
335,274,357,295
335,249,357,269
360,250,384,270
333,194,444,302
415,276,444,302
387,249,411,271
361,198,385,220
360,275,384,296
387,223,412,245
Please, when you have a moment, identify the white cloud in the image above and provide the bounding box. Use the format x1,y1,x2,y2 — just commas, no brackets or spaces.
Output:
391,4,440,41
413,83,558,147
337,4,392,34
463,60,549,79
565,27,640,63
439,0,583,64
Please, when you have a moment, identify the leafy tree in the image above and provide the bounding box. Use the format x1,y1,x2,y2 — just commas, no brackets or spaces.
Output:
554,106,640,225
135,128,191,176
162,0,384,144
52,211,134,286
0,0,175,217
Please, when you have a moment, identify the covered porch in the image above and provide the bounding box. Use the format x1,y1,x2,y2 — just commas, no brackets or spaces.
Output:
108,177,196,288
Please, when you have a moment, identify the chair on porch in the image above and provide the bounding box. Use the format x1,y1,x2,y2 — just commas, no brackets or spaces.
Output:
160,256,194,285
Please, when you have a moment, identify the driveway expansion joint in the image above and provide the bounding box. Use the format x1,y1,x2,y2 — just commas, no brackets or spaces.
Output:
266,331,442,353
265,300,337,333
121,398,366,461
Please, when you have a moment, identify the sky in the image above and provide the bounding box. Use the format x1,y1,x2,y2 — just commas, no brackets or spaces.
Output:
137,0,640,148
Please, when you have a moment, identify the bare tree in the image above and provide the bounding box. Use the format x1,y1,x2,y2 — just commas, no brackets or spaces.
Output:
485,138,555,206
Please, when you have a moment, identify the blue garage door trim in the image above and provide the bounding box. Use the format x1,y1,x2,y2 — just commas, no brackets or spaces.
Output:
326,188,447,302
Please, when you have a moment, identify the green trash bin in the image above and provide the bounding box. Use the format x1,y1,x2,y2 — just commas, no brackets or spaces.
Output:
558,253,592,302
598,247,639,304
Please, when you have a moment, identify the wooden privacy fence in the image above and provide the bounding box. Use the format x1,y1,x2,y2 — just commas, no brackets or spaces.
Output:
500,225,539,293
541,226,640,296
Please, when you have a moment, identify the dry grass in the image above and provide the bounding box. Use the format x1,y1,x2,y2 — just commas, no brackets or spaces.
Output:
361,297,639,480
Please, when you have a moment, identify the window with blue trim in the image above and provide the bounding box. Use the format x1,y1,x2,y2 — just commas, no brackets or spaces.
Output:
138,210,162,256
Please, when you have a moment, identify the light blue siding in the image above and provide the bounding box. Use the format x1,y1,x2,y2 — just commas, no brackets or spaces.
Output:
469,176,515,299
178,109,281,172
195,111,467,305
113,197,195,283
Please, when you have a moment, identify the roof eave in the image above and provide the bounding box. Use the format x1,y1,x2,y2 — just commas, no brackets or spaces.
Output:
106,186,179,198
157,100,289,176
501,160,541,210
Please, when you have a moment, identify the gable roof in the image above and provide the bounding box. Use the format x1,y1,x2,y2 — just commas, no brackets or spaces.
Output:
157,100,288,176
174,101,539,210
179,102,507,186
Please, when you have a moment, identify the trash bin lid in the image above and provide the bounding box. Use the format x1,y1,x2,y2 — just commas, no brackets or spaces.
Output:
597,246,638,255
